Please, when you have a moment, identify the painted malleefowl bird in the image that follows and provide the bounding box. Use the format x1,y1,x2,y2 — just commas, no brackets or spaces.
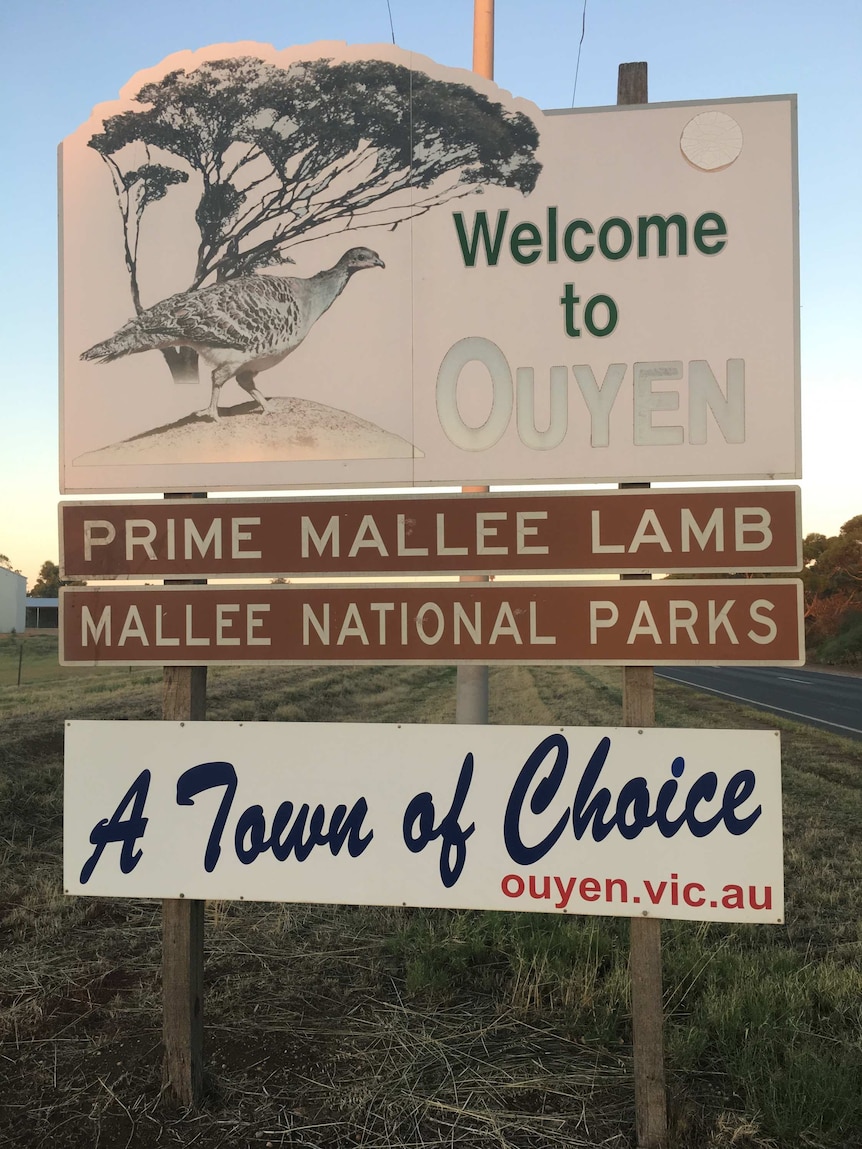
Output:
81,247,385,421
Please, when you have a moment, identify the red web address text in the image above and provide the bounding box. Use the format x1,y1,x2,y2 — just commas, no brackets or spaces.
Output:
501,872,775,915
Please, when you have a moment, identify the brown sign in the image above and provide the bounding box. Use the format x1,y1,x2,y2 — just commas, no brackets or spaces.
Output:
60,487,801,579
60,580,804,667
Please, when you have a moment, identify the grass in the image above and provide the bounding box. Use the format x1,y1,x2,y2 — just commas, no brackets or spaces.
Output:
0,638,860,1147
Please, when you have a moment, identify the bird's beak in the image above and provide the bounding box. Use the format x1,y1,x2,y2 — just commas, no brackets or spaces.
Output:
375,256,385,269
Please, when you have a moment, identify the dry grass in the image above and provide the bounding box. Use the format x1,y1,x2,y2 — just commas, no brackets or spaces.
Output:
1,646,861,1147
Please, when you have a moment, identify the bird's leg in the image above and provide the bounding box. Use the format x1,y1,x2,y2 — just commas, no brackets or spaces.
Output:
195,368,228,421
236,371,272,414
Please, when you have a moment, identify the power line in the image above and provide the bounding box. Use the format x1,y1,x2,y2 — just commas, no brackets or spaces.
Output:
386,0,396,44
570,0,588,107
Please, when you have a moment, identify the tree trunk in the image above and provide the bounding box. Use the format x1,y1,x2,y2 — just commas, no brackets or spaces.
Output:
162,347,201,383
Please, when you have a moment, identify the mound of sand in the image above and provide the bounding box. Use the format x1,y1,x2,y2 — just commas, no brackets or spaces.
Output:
73,397,423,466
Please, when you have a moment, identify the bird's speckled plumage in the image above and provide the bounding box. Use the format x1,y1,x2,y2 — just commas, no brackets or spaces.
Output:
81,246,385,420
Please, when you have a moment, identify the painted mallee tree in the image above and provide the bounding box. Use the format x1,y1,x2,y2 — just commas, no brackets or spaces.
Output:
88,55,541,382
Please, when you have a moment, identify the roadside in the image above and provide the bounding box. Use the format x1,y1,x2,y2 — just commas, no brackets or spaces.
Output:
804,660,862,679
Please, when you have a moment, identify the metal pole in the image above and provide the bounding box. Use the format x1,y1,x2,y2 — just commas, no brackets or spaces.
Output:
472,0,494,77
456,0,495,726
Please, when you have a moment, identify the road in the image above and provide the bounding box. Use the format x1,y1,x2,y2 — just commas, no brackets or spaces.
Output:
655,665,862,742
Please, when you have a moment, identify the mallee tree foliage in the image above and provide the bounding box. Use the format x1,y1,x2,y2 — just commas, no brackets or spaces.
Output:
28,561,62,599
802,514,862,664
28,561,84,598
88,55,542,381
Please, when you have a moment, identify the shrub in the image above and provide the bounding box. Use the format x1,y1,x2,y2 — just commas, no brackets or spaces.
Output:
816,610,862,665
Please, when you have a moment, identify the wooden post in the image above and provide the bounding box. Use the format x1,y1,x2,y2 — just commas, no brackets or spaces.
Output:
624,661,666,1148
456,0,495,726
617,61,667,1149
617,60,648,106
161,494,207,1106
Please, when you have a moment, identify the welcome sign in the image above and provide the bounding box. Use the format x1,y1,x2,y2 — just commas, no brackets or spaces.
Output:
64,721,784,923
60,42,798,494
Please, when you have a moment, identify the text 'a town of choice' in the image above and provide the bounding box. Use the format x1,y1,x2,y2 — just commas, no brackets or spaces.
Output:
64,722,784,924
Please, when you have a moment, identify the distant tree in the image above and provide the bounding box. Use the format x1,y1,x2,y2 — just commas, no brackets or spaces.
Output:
29,561,62,598
28,561,84,598
804,588,858,640
802,532,828,565
0,554,22,574
802,517,862,599
802,516,862,662
89,55,542,382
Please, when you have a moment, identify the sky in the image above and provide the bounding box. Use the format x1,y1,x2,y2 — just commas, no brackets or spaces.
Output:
1,0,859,589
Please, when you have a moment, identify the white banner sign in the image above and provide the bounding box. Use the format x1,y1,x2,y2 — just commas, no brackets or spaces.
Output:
65,721,783,923
60,42,798,493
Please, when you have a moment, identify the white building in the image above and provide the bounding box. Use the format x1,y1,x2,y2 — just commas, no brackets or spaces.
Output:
0,566,26,633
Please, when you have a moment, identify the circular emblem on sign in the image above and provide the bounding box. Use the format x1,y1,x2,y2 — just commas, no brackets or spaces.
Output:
680,111,743,171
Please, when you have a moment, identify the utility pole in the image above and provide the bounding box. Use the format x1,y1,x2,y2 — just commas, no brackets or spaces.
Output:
456,0,494,726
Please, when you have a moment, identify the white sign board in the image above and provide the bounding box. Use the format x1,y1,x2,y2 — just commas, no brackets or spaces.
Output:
60,42,799,494
65,721,784,923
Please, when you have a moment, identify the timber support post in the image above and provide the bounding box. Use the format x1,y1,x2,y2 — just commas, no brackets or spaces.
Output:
618,60,668,1149
161,494,207,1107
624,661,667,1147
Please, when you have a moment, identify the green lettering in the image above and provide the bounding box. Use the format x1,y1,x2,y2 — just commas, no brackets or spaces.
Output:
694,212,727,254
510,222,542,264
638,213,688,257
563,220,594,262
584,295,618,337
560,284,581,336
547,206,558,262
452,210,509,267
599,217,633,260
